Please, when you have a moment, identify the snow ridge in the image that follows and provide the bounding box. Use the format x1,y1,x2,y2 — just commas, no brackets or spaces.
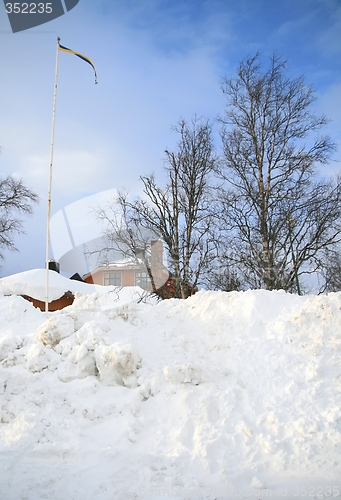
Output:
0,288,341,499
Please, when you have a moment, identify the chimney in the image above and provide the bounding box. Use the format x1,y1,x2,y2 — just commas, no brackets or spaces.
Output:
151,240,167,288
151,240,163,265
48,260,60,273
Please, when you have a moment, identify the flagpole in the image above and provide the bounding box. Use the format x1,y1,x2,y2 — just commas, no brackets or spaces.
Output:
45,37,60,312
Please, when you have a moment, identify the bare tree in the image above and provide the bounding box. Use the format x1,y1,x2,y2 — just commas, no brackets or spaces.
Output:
217,53,340,292
0,160,39,263
317,247,341,293
93,191,168,297
207,263,242,292
95,117,218,299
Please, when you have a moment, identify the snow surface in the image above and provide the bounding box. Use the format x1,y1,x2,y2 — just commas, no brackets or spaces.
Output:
0,282,341,499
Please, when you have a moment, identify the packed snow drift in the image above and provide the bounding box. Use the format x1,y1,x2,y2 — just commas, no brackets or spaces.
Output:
0,274,340,499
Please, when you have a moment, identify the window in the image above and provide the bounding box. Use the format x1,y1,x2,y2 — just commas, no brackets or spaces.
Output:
135,271,151,289
104,272,121,286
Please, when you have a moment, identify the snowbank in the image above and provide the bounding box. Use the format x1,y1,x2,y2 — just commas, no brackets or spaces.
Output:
0,288,340,499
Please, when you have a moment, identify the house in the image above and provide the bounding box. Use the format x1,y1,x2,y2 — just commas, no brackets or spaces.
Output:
82,239,199,299
22,291,75,312
82,240,169,292
0,267,161,312
83,257,153,289
0,269,93,312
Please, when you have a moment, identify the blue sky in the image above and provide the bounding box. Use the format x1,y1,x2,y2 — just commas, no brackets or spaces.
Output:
0,0,341,277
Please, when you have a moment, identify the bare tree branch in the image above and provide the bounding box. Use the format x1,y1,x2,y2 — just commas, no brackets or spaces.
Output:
0,162,39,263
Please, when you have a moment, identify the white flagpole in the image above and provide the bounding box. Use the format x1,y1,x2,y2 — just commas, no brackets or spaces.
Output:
45,37,60,312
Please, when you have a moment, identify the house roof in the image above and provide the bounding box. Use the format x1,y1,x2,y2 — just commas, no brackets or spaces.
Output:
83,257,145,279
0,269,118,302
107,257,144,268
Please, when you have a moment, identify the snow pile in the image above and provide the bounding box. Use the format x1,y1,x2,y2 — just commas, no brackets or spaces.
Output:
0,288,341,499
0,268,153,303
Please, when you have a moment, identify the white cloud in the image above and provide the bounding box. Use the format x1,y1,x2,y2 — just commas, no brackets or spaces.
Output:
51,149,108,196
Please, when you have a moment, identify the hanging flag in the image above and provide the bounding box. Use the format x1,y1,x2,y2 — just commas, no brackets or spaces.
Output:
59,43,98,84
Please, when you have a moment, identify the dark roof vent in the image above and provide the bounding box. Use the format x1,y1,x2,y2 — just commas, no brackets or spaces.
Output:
70,272,85,282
